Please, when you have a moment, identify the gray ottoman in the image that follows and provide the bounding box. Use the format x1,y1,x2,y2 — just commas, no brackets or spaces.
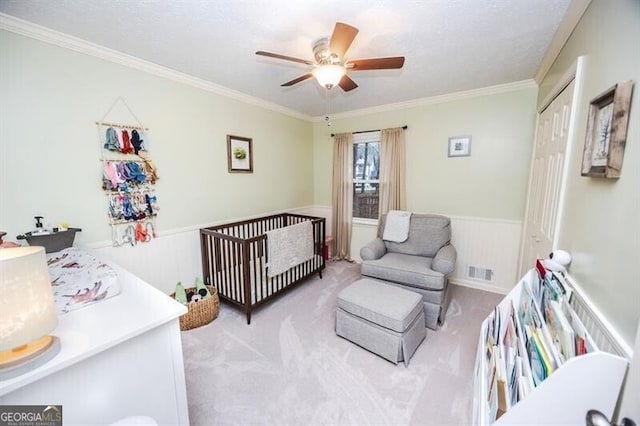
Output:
336,278,426,366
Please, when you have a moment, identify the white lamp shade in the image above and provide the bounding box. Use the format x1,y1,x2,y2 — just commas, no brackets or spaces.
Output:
312,64,346,88
0,246,57,352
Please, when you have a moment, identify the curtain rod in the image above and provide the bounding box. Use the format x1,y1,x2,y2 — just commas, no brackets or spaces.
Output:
331,125,407,138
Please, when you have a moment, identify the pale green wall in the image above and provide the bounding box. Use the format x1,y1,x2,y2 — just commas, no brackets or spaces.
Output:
539,0,640,347
0,30,313,244
314,87,538,220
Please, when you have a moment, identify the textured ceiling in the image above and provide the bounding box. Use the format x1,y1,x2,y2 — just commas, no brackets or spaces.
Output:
0,0,572,117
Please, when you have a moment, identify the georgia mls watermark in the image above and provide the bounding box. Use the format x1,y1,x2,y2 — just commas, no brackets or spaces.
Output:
0,405,62,426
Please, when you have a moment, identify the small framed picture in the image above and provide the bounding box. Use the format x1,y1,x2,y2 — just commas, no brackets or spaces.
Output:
581,80,633,178
448,135,471,157
227,135,253,173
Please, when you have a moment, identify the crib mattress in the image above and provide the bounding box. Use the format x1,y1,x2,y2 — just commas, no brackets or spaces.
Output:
47,247,122,314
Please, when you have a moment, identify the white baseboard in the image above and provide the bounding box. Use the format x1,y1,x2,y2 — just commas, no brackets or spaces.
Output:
449,277,510,295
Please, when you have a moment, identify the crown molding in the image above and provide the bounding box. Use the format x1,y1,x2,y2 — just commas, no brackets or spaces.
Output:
0,12,542,125
313,79,538,121
0,13,313,122
533,0,591,84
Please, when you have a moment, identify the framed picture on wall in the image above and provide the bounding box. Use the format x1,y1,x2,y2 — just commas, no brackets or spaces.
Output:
227,135,253,173
581,80,634,178
448,135,471,157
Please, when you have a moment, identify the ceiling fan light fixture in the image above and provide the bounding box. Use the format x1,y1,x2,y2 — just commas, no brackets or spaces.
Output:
256,22,403,93
312,64,345,89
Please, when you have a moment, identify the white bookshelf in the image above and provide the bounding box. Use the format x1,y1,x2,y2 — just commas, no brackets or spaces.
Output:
473,269,628,425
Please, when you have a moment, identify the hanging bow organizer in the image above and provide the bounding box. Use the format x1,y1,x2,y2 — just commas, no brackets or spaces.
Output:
97,97,159,247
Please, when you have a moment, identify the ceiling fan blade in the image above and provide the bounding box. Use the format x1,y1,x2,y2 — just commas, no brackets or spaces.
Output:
281,73,314,87
329,22,359,58
256,51,314,66
346,57,405,70
338,74,358,92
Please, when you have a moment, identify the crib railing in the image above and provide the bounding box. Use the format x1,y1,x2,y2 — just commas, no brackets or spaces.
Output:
200,213,325,324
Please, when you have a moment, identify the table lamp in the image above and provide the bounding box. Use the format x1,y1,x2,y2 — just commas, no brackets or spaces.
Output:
0,246,60,380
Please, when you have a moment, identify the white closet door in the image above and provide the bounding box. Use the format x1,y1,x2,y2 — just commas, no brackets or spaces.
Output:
519,79,575,276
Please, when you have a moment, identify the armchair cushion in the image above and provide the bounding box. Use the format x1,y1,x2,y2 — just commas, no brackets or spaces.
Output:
360,237,386,261
360,253,446,291
378,214,451,257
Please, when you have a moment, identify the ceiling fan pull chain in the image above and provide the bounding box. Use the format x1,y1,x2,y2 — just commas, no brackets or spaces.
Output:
325,88,332,127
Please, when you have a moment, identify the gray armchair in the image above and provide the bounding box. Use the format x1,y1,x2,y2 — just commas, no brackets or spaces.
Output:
360,213,457,329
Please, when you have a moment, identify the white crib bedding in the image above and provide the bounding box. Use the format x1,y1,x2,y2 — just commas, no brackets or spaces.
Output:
47,247,121,314
213,254,323,304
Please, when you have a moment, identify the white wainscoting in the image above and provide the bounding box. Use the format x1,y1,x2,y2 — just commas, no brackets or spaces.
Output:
92,228,202,295
565,274,632,358
88,206,322,295
308,206,523,294
448,216,522,294
297,205,332,233
87,207,521,296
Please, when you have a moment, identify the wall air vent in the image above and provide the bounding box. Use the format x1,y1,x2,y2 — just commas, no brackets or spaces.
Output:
468,266,494,281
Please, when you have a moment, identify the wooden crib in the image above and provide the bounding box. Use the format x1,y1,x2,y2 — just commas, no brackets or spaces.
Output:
200,213,326,324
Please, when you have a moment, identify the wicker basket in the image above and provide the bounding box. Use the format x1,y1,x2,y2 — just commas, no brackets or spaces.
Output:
171,285,220,331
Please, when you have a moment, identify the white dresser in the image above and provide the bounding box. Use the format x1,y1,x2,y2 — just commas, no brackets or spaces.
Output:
0,261,189,425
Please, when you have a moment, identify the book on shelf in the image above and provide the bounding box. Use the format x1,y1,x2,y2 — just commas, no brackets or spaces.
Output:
485,308,497,360
551,271,573,301
502,303,518,350
545,300,575,361
507,352,519,406
514,356,531,399
495,344,511,418
540,273,563,315
567,307,598,355
487,346,498,420
531,326,557,377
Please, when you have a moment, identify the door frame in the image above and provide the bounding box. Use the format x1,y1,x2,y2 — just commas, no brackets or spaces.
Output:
517,56,585,277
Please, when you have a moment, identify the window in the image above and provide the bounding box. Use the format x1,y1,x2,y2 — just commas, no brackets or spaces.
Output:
352,132,380,219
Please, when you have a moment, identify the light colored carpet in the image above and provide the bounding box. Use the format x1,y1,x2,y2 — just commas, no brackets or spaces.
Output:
181,261,503,425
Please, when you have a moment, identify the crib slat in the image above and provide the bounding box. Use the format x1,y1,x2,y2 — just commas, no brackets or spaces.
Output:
233,241,241,303
225,238,233,301
241,240,252,324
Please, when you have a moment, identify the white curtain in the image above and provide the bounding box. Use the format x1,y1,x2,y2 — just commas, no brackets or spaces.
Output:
379,127,407,216
331,133,354,261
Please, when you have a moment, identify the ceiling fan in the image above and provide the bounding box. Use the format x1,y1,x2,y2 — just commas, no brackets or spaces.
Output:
256,22,405,92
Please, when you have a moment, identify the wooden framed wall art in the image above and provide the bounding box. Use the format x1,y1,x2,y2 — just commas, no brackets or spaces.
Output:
581,80,634,178
227,135,253,173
